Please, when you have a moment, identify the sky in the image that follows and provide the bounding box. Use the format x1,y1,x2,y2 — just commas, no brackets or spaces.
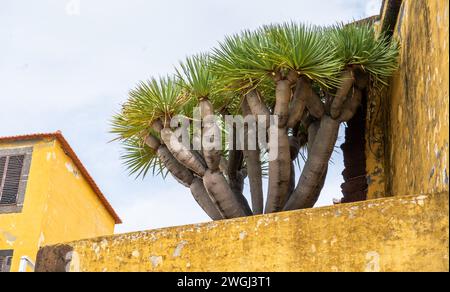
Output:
0,0,382,233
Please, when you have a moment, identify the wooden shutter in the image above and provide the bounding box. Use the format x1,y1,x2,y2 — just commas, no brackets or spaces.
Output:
0,157,5,195
0,155,25,205
0,256,12,272
0,250,13,272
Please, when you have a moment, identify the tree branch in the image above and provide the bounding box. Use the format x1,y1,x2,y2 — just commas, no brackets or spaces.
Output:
242,96,264,214
287,76,309,128
331,69,355,119
284,115,340,210
144,133,223,220
266,79,292,213
246,89,271,129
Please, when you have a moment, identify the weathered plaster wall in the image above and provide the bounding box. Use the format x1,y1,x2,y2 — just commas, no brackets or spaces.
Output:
386,0,449,197
367,0,449,199
41,139,116,246
365,85,388,199
37,192,449,272
0,138,115,272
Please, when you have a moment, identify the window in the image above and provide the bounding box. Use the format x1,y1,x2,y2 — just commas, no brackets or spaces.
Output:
0,155,25,205
0,250,14,272
0,147,32,214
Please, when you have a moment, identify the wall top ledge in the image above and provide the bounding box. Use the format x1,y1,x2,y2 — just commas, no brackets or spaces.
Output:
36,192,449,272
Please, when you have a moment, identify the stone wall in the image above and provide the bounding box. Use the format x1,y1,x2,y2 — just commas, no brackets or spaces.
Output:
36,192,449,272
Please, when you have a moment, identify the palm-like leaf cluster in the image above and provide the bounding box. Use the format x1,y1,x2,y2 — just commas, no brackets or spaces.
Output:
111,76,186,140
177,54,215,99
330,23,399,83
261,23,341,87
112,21,398,178
120,137,165,178
212,30,275,92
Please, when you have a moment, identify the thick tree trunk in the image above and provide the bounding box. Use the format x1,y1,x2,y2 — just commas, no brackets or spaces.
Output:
288,76,324,127
160,128,207,176
338,88,362,122
241,97,264,214
287,77,308,129
266,80,292,213
331,69,354,119
190,177,225,220
284,115,340,210
283,69,365,210
287,161,296,199
203,169,252,218
219,157,229,175
144,135,161,150
200,99,222,171
145,135,223,220
227,149,244,196
307,121,320,154
197,98,252,219
161,147,223,220
156,145,194,188
305,91,325,119
287,135,301,198
305,121,328,201
193,150,207,167
151,119,164,133
289,136,302,160
245,149,264,214
246,89,271,128
145,133,194,188
274,80,291,128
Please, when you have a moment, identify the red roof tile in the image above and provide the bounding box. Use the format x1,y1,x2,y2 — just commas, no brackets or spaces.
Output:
0,131,122,224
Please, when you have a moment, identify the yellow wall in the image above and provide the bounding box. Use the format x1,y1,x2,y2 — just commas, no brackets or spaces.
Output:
0,140,52,272
386,0,449,197
37,192,448,272
0,138,115,272
365,85,388,199
367,0,449,198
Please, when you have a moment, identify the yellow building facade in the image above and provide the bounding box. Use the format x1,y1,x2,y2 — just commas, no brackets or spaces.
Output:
0,132,120,272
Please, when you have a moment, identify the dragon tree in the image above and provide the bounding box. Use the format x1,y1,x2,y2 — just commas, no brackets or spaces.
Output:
111,22,399,220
